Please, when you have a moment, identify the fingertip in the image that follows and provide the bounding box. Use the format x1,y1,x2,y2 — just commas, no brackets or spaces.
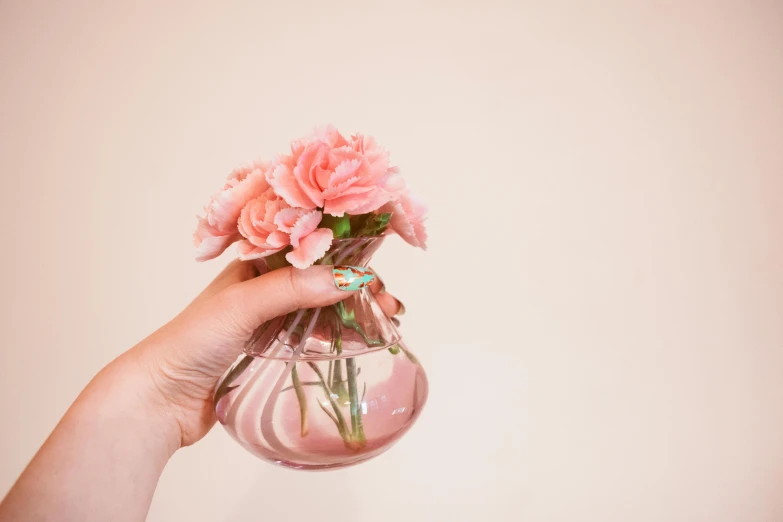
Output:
375,291,402,316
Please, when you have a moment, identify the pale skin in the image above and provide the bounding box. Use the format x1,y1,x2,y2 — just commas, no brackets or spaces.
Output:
0,261,401,522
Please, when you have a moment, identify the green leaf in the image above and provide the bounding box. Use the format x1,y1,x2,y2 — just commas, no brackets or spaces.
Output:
321,214,352,238
348,213,371,233
354,212,392,237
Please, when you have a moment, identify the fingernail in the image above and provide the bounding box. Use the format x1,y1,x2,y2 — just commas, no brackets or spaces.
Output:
396,299,406,316
333,265,376,291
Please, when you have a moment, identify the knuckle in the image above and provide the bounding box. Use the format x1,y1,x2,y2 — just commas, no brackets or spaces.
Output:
283,267,304,309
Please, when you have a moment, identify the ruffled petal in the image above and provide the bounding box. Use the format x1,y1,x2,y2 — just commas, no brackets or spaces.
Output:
382,169,405,193
194,216,241,261
313,125,349,148
267,162,318,209
263,198,288,223
237,196,264,241
292,143,328,207
412,220,429,250
382,191,428,249
289,210,322,248
321,175,374,201
207,168,269,229
328,153,364,186
273,207,305,233
238,192,292,251
266,230,289,248
325,187,393,217
237,240,284,261
285,228,334,269
350,189,395,214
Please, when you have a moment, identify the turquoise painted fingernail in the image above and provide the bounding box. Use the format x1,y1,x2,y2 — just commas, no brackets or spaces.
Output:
333,265,376,291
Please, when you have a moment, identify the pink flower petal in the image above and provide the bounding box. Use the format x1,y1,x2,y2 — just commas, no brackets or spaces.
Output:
194,216,241,261
314,125,349,148
237,196,265,241
208,168,269,229
293,143,329,207
238,191,293,253
320,175,373,201
237,240,284,261
285,228,334,269
350,189,395,214
267,163,318,209
383,191,428,249
349,135,391,178
289,210,323,248
263,198,288,223
412,220,428,250
314,164,332,191
325,187,393,217
273,207,304,233
382,170,405,192
326,158,363,189
266,230,289,248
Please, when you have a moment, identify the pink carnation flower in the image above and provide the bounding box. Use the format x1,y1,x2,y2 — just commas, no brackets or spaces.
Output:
381,189,428,250
267,126,400,217
195,126,427,267
194,163,270,261
236,188,334,269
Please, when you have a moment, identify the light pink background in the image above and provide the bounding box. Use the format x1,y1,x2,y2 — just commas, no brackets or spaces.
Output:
1,1,782,521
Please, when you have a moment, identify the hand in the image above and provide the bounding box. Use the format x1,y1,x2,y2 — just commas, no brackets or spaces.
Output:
128,261,403,449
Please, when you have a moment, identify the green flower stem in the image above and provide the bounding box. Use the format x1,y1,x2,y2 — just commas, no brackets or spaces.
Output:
213,355,253,403
316,398,340,428
306,362,352,445
330,330,348,401
329,306,365,449
290,366,308,437
400,346,420,365
333,301,385,347
346,356,365,446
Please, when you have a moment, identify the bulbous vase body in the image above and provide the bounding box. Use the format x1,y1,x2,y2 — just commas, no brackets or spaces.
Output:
214,238,428,470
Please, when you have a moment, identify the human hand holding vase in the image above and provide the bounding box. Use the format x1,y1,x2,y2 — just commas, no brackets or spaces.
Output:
194,127,429,469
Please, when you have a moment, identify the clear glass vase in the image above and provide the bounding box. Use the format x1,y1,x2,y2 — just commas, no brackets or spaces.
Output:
214,237,428,470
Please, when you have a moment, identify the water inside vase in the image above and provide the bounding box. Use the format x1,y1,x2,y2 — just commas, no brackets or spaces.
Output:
215,344,427,469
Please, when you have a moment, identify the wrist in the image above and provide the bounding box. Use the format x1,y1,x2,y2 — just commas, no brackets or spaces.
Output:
73,348,184,459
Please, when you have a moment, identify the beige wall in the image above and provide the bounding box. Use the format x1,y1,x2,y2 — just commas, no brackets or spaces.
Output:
1,1,782,521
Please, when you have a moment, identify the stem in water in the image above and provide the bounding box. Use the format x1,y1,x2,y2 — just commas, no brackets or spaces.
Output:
291,366,308,437
330,326,348,401
307,362,352,444
346,356,366,447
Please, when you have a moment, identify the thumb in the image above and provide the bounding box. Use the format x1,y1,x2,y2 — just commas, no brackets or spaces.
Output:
206,264,376,337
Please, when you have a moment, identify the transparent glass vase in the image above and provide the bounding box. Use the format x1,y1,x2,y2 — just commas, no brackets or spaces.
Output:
214,237,428,470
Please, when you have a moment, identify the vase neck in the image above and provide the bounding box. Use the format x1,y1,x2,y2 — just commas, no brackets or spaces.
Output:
244,287,400,360
319,236,384,267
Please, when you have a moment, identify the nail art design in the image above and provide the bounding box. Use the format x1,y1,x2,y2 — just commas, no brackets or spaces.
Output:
333,266,376,291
